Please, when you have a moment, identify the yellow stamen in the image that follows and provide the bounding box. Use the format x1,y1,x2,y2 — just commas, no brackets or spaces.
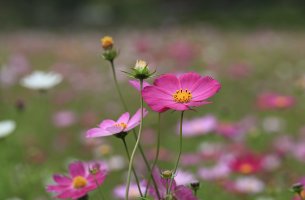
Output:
173,89,192,103
115,122,127,130
274,96,288,107
72,176,87,189
239,163,253,174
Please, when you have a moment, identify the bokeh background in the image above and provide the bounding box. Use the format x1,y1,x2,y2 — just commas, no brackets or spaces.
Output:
1,0,305,199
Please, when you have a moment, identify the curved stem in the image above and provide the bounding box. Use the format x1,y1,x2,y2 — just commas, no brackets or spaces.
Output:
144,113,161,197
110,60,128,111
108,60,160,198
121,137,143,197
125,80,144,200
168,111,184,195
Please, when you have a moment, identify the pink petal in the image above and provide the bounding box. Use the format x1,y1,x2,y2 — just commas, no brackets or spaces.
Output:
53,174,72,185
98,119,116,129
69,161,86,177
126,108,148,131
47,184,70,192
129,80,151,91
178,72,201,90
153,74,180,93
117,112,130,124
191,76,221,101
186,101,211,107
166,103,190,111
105,125,124,133
86,128,113,138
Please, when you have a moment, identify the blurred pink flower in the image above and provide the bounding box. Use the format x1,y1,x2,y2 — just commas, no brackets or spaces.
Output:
167,41,198,67
179,115,217,137
142,72,221,112
230,153,263,175
86,108,148,138
198,161,231,180
46,161,107,199
129,80,151,91
257,93,295,109
52,110,77,128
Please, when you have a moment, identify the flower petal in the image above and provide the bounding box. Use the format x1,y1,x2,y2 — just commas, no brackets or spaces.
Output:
86,128,113,138
179,72,201,90
69,161,86,177
191,76,221,101
153,74,180,94
53,174,72,185
117,112,130,124
126,108,148,131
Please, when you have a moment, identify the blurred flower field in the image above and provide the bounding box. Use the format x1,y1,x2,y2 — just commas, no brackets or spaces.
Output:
1,27,305,200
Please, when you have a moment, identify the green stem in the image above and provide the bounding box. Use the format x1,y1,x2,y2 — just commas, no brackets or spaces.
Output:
168,111,184,195
110,60,128,111
144,113,161,197
121,137,143,197
108,60,160,198
125,80,144,200
93,175,105,200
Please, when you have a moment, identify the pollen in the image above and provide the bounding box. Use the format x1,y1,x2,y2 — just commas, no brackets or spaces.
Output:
72,176,87,189
239,164,253,174
173,89,192,103
115,122,127,130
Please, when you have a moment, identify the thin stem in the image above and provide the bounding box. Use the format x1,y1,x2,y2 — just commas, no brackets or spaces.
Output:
93,175,105,200
168,111,184,195
144,113,161,197
121,137,144,197
108,60,160,199
110,60,128,111
125,80,144,200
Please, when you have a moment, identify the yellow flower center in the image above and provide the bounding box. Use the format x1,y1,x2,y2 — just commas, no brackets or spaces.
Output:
239,163,253,174
274,96,288,107
115,122,127,130
72,176,87,189
101,36,113,49
173,89,192,103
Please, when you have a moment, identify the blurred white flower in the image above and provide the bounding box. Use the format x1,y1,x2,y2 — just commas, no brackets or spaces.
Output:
0,120,16,138
262,116,284,133
20,71,62,90
234,176,265,194
175,169,197,185
106,155,125,171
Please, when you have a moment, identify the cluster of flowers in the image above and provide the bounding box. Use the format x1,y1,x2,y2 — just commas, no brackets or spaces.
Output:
45,36,221,200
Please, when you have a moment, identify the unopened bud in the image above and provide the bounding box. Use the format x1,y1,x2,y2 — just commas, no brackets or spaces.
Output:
161,170,173,179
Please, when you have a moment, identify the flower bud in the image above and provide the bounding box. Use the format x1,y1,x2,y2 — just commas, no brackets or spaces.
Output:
291,183,304,194
161,170,173,179
125,59,155,80
100,36,114,50
190,181,200,191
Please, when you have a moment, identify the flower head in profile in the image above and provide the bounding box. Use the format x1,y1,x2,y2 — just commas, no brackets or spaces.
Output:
46,161,107,199
86,108,148,138
142,72,221,112
148,168,198,200
0,120,16,139
100,36,114,50
20,71,62,91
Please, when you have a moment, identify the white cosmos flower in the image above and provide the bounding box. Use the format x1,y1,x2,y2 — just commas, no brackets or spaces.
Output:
0,120,16,138
235,176,265,194
20,71,62,90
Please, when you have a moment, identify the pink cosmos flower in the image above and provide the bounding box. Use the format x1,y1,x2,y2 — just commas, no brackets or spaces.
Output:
257,92,295,109
148,169,198,200
86,108,148,138
46,161,107,199
230,153,262,175
179,115,217,137
142,72,221,112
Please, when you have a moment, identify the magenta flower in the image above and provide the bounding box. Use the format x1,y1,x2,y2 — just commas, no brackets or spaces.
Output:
257,92,295,109
142,72,221,112
86,108,148,138
148,169,198,200
46,161,107,199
